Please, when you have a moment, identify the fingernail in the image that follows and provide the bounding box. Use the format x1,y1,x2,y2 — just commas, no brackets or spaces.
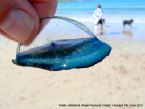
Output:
0,8,36,43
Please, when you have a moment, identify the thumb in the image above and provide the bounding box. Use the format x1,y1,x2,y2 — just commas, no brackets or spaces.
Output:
0,0,39,45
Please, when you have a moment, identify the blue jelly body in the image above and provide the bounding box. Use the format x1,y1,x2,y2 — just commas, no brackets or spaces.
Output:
13,37,111,71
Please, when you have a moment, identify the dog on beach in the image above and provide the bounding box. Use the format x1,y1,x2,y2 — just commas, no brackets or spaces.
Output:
123,19,134,27
123,19,134,36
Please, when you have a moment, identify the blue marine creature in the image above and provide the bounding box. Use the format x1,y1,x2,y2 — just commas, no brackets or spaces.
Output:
12,16,111,71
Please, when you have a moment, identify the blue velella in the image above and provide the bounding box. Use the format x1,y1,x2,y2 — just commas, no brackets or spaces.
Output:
12,16,111,71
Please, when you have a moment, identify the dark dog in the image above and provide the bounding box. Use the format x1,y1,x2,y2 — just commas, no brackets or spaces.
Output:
123,19,134,36
123,19,134,27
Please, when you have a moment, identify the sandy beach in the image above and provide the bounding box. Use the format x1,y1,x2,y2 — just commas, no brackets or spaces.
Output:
1,0,145,108
0,29,145,109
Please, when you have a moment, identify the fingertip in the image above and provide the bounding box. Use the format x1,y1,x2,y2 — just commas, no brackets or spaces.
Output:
23,18,39,45
0,8,39,45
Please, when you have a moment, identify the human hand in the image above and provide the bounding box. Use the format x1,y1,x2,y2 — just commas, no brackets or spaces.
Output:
0,0,57,45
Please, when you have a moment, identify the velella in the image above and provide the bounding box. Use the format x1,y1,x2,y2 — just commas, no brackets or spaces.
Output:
12,16,112,71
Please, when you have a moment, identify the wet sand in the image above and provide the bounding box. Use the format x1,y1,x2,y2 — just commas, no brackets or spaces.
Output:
0,32,145,109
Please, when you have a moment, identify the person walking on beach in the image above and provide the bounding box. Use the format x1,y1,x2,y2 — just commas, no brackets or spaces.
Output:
93,5,104,36
0,0,57,45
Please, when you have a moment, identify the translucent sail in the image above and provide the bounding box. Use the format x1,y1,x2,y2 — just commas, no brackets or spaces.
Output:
12,16,111,71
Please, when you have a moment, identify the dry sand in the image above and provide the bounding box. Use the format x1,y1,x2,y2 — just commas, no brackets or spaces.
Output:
0,34,145,109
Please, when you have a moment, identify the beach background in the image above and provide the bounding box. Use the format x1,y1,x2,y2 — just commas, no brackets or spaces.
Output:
0,0,145,109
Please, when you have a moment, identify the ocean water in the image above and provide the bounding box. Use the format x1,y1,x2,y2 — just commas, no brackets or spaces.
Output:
56,0,145,41
56,0,145,23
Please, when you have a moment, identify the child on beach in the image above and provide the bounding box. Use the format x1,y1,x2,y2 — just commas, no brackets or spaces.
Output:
93,5,104,36
0,0,57,45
